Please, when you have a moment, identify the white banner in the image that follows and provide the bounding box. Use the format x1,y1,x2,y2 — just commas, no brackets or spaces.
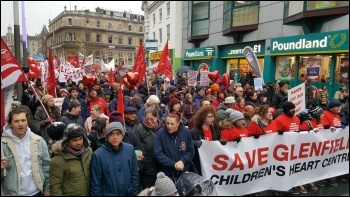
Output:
59,65,86,83
199,127,349,196
54,98,65,112
288,82,306,115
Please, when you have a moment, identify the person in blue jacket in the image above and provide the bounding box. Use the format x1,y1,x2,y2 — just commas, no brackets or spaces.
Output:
90,122,139,196
154,112,195,181
61,87,88,122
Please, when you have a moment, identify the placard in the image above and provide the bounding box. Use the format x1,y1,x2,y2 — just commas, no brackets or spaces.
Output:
199,71,209,87
288,82,305,115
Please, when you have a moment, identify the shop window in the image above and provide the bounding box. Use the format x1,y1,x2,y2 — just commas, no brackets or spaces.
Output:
299,55,331,82
275,56,296,81
284,1,304,18
306,1,349,11
226,58,264,81
335,54,349,84
188,1,209,37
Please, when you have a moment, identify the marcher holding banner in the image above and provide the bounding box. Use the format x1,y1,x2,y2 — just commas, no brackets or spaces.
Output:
274,102,300,133
322,98,342,129
247,105,278,137
220,109,249,142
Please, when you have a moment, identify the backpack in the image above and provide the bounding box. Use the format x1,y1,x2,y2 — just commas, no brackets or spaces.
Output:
297,110,313,130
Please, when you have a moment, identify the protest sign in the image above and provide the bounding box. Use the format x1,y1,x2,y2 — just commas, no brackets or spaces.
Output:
200,71,209,87
54,98,65,112
288,82,306,115
254,78,263,91
59,65,86,83
187,71,198,86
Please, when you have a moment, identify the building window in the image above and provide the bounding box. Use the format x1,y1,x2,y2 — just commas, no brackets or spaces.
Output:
335,54,349,84
68,33,75,41
188,1,210,37
139,38,143,45
159,8,162,22
128,37,133,45
166,24,170,41
159,28,162,43
118,52,123,65
128,52,133,65
108,52,114,62
95,51,100,59
153,13,156,26
96,21,100,28
128,25,132,31
222,1,259,31
306,1,349,11
68,18,72,26
108,22,113,29
153,32,155,40
108,35,113,44
118,24,123,30
96,34,101,42
118,36,123,44
139,26,143,32
167,2,170,16
85,33,91,42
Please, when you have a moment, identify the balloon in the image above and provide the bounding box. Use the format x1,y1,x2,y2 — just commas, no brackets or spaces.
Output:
126,71,140,85
29,63,37,71
208,70,220,82
27,71,37,79
82,75,97,89
27,57,35,65
123,78,134,90
32,65,42,75
222,73,230,87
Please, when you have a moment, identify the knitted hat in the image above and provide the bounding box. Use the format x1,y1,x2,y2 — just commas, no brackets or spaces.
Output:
168,85,178,94
47,122,66,141
224,97,235,104
106,122,125,136
229,110,245,123
61,123,89,152
41,95,54,104
169,97,181,108
195,86,204,93
282,101,295,113
151,172,177,196
11,101,22,107
109,111,125,126
210,83,219,92
138,83,149,96
59,89,68,94
309,104,323,117
124,106,138,113
328,98,342,109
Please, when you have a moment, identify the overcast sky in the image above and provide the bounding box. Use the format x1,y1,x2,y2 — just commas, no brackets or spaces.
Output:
1,1,143,36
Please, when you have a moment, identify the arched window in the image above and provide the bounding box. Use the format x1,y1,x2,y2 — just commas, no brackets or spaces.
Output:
96,21,100,28
128,25,132,31
118,24,123,30
139,26,143,32
108,22,113,29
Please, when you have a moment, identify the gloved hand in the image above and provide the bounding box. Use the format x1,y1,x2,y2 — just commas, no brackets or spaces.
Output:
253,134,260,139
324,125,330,129
277,130,284,135
234,137,241,143
341,124,346,129
219,139,227,145
194,140,202,148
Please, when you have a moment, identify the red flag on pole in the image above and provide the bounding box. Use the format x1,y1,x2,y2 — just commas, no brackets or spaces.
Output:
1,89,5,130
67,56,79,68
133,43,146,86
1,38,28,89
47,48,57,97
117,86,124,119
109,68,115,85
157,41,173,80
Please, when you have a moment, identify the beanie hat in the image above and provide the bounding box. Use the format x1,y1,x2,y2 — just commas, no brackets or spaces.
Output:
47,122,66,141
229,110,245,123
282,101,296,113
106,122,125,136
210,83,219,92
195,86,204,93
59,88,68,94
109,111,125,126
279,81,287,88
62,123,89,152
149,87,157,95
169,97,181,108
151,172,177,196
328,98,342,109
309,104,323,117
168,85,178,94
41,95,54,104
11,101,22,107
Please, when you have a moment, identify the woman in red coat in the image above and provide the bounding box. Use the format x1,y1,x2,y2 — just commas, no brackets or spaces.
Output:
247,105,278,137
220,109,249,142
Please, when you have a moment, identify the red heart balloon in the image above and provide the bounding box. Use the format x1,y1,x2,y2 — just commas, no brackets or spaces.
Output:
83,75,97,88
32,65,42,75
29,63,37,71
126,72,140,85
27,71,37,79
208,70,220,82
27,57,35,65
222,73,230,87
123,78,134,90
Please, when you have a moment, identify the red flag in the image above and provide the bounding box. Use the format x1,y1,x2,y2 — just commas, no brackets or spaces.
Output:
120,59,125,67
109,68,115,85
1,88,5,130
47,48,57,97
158,41,173,80
117,86,124,119
133,43,146,86
1,38,28,89
67,56,79,68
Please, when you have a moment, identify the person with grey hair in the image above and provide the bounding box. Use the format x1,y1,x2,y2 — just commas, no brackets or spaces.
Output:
137,95,164,123
138,172,178,196
220,110,249,142
90,122,139,196
10,101,22,111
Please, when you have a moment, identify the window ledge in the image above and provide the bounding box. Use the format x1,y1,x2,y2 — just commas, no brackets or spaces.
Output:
284,7,349,24
222,24,258,36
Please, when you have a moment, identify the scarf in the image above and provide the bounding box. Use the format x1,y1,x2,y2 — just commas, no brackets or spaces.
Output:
142,119,159,130
68,146,85,157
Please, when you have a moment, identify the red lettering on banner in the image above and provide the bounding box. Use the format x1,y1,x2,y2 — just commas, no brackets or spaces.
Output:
257,147,268,166
212,154,228,171
310,142,322,157
321,140,330,155
245,150,256,168
346,137,349,149
334,138,341,152
273,144,289,161
228,153,244,170
290,145,298,161
299,143,310,158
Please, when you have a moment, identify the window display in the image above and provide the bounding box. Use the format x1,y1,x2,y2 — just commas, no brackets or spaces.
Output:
336,55,349,84
275,56,295,81
299,55,331,82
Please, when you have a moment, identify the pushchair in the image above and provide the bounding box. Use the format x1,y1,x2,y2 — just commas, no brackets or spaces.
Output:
175,171,217,196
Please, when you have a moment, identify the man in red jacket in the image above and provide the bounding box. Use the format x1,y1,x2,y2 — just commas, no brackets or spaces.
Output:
86,89,109,116
275,101,300,132
322,98,342,128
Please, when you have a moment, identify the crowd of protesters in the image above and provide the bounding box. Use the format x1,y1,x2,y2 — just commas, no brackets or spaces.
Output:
1,70,349,196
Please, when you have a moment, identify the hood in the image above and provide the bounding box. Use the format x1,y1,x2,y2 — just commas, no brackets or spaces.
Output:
217,103,227,111
51,139,64,154
251,115,261,124
193,93,204,100
183,94,193,105
2,124,31,143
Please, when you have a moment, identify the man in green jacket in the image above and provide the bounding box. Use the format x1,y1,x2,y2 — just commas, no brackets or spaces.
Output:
49,123,93,196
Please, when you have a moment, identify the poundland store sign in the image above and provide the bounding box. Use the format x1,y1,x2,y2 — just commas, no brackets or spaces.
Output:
270,29,348,55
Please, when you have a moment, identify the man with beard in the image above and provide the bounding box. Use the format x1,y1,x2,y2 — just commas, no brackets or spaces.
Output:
86,89,109,116
271,81,288,110
49,123,92,195
274,101,300,133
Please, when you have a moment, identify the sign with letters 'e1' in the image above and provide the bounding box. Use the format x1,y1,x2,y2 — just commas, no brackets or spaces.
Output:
198,127,349,196
288,82,306,115
242,46,263,79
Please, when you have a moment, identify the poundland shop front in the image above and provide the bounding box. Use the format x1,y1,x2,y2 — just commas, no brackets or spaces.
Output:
264,29,349,99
